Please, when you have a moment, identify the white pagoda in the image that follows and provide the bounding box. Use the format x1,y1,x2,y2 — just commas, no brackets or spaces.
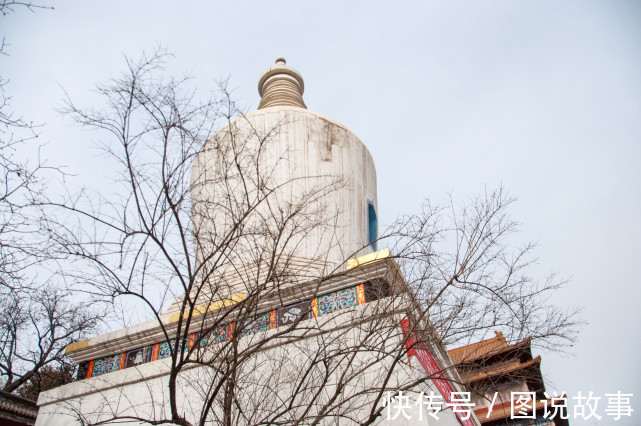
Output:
36,59,477,426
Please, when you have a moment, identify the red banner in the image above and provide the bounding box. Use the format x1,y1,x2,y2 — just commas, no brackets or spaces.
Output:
400,319,475,426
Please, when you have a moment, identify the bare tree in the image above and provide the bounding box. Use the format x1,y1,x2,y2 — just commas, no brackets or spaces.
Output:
0,1,53,55
389,190,580,350
0,0,99,397
0,1,52,15
44,50,579,425
0,287,97,393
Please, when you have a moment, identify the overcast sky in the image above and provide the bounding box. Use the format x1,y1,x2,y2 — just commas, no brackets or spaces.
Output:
3,1,640,423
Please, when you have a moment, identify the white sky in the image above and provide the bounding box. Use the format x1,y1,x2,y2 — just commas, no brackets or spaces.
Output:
3,1,640,423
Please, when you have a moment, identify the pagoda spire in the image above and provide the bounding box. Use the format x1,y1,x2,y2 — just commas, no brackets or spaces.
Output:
257,58,306,109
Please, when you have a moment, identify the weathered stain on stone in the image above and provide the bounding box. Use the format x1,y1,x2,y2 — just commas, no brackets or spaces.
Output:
306,116,349,163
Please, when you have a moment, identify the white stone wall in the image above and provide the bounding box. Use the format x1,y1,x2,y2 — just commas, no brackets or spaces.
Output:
37,302,467,426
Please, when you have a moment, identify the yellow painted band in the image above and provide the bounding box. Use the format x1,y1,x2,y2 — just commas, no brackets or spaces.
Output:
168,293,245,323
346,248,390,270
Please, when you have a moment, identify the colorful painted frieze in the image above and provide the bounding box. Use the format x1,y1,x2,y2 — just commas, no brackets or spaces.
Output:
269,309,277,329
75,282,384,381
318,287,357,316
125,346,153,368
199,324,229,347
278,300,310,326
158,339,180,360
240,312,270,337
92,354,122,377
356,283,366,305
152,343,160,361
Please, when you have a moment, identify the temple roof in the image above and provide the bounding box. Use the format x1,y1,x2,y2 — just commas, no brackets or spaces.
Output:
448,331,531,365
463,355,541,383
0,390,38,423
448,331,547,398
